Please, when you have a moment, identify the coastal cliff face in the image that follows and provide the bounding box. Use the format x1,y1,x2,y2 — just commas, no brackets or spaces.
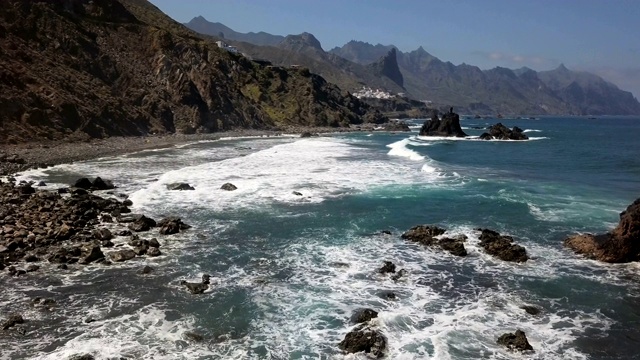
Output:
0,0,381,144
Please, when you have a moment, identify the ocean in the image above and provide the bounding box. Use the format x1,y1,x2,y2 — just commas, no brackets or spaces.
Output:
3,116,640,359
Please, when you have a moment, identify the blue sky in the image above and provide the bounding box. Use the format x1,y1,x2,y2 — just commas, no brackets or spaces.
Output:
149,0,640,98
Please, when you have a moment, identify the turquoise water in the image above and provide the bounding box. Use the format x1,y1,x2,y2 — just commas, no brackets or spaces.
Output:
3,117,640,359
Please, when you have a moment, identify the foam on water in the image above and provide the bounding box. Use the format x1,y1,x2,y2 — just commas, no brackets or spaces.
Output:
386,138,425,161
523,129,542,133
414,135,548,142
128,137,448,213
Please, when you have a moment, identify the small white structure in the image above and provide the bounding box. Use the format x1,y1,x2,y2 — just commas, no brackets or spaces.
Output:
215,40,238,54
352,86,395,99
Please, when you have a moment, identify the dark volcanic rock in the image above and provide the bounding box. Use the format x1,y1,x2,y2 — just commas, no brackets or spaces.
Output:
350,308,379,324
521,305,541,316
391,269,407,281
383,121,411,132
378,290,397,300
338,325,387,358
140,265,154,274
480,123,529,140
157,216,190,235
378,261,396,274
180,274,211,294
419,110,467,137
74,178,93,189
91,177,115,190
68,354,95,360
110,249,136,262
565,198,640,263
478,228,529,262
127,215,156,232
220,183,238,191
80,245,104,264
167,183,195,191
497,329,534,352
2,314,25,330
402,225,467,256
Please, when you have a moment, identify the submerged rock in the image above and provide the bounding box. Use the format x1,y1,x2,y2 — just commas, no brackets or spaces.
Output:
338,325,387,358
2,314,25,330
497,329,534,352
378,261,396,274
110,249,136,262
477,229,528,262
521,305,541,316
402,225,467,256
565,198,640,263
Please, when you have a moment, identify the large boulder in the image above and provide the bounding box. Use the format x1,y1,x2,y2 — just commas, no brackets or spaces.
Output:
565,198,640,262
220,183,237,191
350,308,378,324
480,123,528,140
91,177,115,190
478,229,528,262
383,121,411,132
80,245,104,264
338,325,387,358
109,249,136,262
127,215,156,232
419,110,467,137
2,314,24,330
73,178,93,189
157,217,191,235
497,329,534,352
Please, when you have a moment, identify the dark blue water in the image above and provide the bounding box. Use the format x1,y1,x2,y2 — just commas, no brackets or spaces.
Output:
3,117,640,359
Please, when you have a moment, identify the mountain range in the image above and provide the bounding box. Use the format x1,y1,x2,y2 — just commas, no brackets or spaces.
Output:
186,17,640,116
0,1,384,144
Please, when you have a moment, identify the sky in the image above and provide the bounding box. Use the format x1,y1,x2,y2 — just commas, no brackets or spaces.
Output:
149,0,640,98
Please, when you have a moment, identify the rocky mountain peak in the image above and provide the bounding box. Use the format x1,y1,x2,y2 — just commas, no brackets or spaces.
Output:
369,48,404,88
279,32,323,51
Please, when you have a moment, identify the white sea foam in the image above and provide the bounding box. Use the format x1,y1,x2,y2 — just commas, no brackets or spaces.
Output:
414,135,548,142
386,138,425,161
128,137,447,213
523,129,542,133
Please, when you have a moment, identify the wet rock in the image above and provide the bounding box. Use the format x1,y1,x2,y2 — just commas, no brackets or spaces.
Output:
438,236,468,257
220,183,237,191
391,269,407,281
292,191,303,196
166,183,195,191
521,305,541,316
91,177,115,190
300,132,317,138
139,265,154,274
401,225,446,245
37,181,47,187
147,247,161,257
26,264,40,272
68,354,95,360
497,329,534,352
33,298,56,307
93,228,113,241
122,199,133,206
379,230,392,235
480,123,528,141
378,261,396,274
54,224,74,240
180,274,210,294
73,178,93,189
565,198,640,263
2,314,25,330
477,229,528,262
80,245,104,264
109,249,136,262
350,308,378,324
157,217,190,235
24,254,39,262
419,110,467,137
378,291,397,300
338,324,387,358
148,238,160,248
183,331,205,342
19,184,35,194
127,215,156,232
116,230,132,237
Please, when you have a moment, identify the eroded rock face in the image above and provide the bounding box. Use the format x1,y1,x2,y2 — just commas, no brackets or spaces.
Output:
338,325,387,358
497,329,534,352
419,110,467,137
477,229,528,262
565,198,640,262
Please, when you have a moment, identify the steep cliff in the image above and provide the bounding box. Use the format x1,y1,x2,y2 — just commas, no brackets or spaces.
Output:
0,0,381,144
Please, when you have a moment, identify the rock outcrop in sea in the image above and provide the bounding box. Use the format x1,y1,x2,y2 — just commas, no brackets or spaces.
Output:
479,123,528,140
419,109,467,137
565,197,640,262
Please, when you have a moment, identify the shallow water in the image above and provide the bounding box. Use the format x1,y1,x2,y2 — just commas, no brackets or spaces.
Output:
4,116,640,359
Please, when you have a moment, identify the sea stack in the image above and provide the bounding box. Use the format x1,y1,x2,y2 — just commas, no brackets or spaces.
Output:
419,108,467,137
565,197,640,262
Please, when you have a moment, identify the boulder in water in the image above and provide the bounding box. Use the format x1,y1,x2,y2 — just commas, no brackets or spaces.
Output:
220,183,237,191
477,228,528,262
350,308,379,324
378,261,396,274
166,183,195,191
338,325,387,358
180,274,211,294
2,314,24,330
497,329,534,352
480,123,528,140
